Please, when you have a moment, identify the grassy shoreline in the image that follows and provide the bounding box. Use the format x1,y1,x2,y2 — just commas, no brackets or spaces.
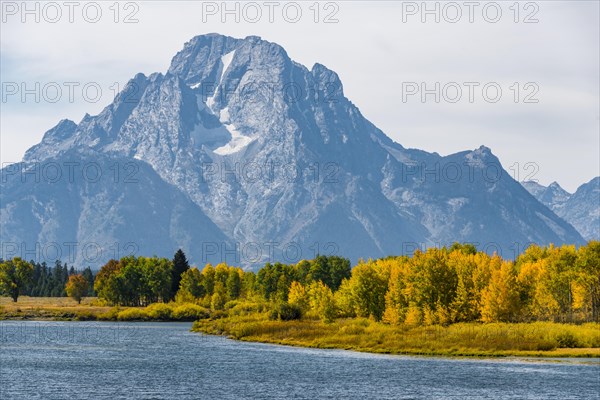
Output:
0,297,206,321
3,297,599,358
0,296,113,320
191,315,600,359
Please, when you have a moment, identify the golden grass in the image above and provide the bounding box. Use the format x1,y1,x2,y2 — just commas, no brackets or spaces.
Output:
0,296,100,308
0,296,210,322
5,297,599,358
0,296,112,320
192,314,600,358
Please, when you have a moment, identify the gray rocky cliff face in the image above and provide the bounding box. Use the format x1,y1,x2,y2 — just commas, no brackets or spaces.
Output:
3,34,586,268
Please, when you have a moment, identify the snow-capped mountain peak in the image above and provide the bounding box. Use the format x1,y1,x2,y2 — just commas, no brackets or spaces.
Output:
2,34,587,267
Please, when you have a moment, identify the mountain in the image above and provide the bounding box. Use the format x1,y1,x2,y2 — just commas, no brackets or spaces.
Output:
522,178,599,241
521,181,571,212
0,149,230,266
1,33,585,268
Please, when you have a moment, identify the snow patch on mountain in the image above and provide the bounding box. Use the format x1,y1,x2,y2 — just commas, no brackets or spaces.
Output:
212,124,255,155
2,33,588,268
206,50,236,110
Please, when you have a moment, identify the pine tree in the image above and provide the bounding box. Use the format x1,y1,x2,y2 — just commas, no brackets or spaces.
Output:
171,249,190,300
51,260,65,297
82,267,95,296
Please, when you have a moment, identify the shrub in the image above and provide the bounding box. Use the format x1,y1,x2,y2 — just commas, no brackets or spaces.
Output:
229,301,263,316
555,331,581,348
339,324,365,335
89,298,109,307
211,292,226,311
175,291,197,304
117,308,148,321
97,307,120,321
198,296,212,309
210,310,227,320
146,303,173,320
74,311,97,321
224,300,239,310
536,340,557,351
269,303,302,321
172,304,209,321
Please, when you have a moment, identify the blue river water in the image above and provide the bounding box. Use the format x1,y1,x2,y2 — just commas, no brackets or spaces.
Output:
0,321,598,399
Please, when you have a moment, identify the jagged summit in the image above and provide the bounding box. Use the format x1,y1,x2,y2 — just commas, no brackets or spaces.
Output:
523,177,599,241
2,34,587,267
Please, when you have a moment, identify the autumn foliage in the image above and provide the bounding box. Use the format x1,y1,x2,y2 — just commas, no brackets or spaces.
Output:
91,242,599,325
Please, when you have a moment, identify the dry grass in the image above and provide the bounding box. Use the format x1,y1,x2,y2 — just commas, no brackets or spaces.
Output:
0,296,100,308
192,314,600,358
0,296,112,320
0,296,210,322
5,297,599,358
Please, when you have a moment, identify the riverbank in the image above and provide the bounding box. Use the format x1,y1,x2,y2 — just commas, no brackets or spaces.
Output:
0,297,207,321
4,297,599,358
192,314,600,358
0,296,111,320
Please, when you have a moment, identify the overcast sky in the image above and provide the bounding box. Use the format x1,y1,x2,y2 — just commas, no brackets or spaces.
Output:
1,0,598,192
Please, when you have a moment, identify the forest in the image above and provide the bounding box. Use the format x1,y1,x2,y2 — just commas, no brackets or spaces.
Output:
1,242,598,324
0,259,94,300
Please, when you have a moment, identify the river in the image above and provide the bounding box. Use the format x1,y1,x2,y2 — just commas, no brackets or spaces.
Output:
0,321,598,399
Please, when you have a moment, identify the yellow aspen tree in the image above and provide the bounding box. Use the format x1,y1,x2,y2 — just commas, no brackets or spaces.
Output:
480,260,520,322
288,281,309,312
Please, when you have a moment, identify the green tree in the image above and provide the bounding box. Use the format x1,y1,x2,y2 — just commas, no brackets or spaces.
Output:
141,257,173,304
449,242,477,255
294,260,311,284
256,263,292,300
51,260,66,297
241,271,256,298
349,261,388,321
211,282,227,310
226,268,242,300
448,251,486,322
334,278,356,318
201,264,215,296
214,263,230,288
327,256,351,291
308,255,330,287
0,258,34,302
403,248,457,325
171,249,190,300
178,267,205,300
82,267,95,296
275,274,291,302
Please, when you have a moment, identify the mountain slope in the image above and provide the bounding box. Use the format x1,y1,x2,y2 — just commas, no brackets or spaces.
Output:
523,178,600,241
2,33,585,267
1,149,229,267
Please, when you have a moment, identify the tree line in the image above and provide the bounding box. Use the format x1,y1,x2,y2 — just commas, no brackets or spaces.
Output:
1,242,598,324
0,259,95,301
91,241,600,324
92,249,190,306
